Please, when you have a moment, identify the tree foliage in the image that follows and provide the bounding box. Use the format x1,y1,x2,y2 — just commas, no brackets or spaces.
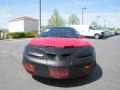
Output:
91,21,104,29
68,14,80,25
48,9,65,26
91,21,98,28
116,28,120,30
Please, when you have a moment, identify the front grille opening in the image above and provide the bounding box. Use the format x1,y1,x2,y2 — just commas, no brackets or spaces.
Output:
76,55,91,58
62,54,71,57
45,46,55,48
64,46,74,48
47,53,56,59
45,46,52,47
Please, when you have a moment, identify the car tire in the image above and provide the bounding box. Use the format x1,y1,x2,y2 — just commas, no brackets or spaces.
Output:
32,75,40,79
94,34,100,39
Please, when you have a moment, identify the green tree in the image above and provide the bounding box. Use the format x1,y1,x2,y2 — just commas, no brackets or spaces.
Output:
68,14,80,25
48,9,65,26
91,21,98,28
91,21,104,29
117,28,120,30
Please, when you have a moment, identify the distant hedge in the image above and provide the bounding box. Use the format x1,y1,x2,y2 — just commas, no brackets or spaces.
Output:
25,32,37,38
8,32,37,38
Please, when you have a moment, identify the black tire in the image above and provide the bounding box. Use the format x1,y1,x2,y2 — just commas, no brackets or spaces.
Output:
32,75,40,79
94,34,100,39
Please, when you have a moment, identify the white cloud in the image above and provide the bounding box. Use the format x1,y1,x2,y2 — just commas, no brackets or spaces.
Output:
83,12,120,28
0,14,12,18
86,12,120,17
0,9,13,28
74,0,111,5
0,9,12,18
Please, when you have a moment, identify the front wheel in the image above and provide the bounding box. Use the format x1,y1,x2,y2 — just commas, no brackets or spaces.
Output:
94,34,100,39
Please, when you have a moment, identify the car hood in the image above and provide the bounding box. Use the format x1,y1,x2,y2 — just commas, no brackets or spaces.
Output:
28,37,91,48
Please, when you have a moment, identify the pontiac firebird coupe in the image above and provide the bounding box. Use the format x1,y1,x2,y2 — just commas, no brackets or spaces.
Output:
22,27,96,79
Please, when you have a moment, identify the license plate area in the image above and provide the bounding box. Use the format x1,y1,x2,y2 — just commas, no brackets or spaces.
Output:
49,67,69,78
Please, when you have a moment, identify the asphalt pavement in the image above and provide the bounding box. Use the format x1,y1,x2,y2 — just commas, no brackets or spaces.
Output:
0,36,120,90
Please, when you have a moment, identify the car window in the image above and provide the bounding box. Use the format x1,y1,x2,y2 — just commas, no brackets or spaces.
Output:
40,27,80,38
89,26,95,30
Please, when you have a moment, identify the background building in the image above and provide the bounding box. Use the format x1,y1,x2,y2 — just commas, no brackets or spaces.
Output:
8,16,38,32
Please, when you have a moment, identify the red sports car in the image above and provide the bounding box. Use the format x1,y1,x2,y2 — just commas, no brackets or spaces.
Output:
22,27,96,79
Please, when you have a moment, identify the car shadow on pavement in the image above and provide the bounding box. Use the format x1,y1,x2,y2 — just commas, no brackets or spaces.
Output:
33,64,103,87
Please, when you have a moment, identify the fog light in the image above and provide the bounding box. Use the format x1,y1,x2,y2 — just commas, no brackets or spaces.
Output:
23,63,35,73
49,67,69,78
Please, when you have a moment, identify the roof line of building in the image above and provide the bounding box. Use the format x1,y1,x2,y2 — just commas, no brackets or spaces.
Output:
8,16,38,22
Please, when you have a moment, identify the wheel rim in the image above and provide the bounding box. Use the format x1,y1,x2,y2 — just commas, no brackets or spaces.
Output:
95,35,99,39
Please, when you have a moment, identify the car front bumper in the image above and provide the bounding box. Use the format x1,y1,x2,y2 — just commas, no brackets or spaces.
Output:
23,54,96,79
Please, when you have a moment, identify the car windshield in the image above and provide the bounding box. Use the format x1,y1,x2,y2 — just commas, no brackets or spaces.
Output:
40,27,80,38
89,26,96,30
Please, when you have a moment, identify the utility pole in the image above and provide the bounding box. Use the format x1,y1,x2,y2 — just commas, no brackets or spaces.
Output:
97,16,100,26
104,20,107,28
82,8,87,25
39,0,42,33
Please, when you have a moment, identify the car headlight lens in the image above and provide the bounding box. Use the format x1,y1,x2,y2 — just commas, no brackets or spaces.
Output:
26,46,44,58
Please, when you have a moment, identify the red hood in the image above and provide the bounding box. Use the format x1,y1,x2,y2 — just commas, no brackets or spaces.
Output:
29,37,91,48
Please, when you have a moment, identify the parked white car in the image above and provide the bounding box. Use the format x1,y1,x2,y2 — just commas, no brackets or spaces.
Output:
115,30,120,35
103,29,113,36
69,25,109,39
109,30,115,36
104,29,116,36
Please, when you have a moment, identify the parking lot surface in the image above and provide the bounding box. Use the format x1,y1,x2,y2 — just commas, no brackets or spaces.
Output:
0,36,120,90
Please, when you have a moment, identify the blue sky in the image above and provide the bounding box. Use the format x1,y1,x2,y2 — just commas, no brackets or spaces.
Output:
0,0,120,28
